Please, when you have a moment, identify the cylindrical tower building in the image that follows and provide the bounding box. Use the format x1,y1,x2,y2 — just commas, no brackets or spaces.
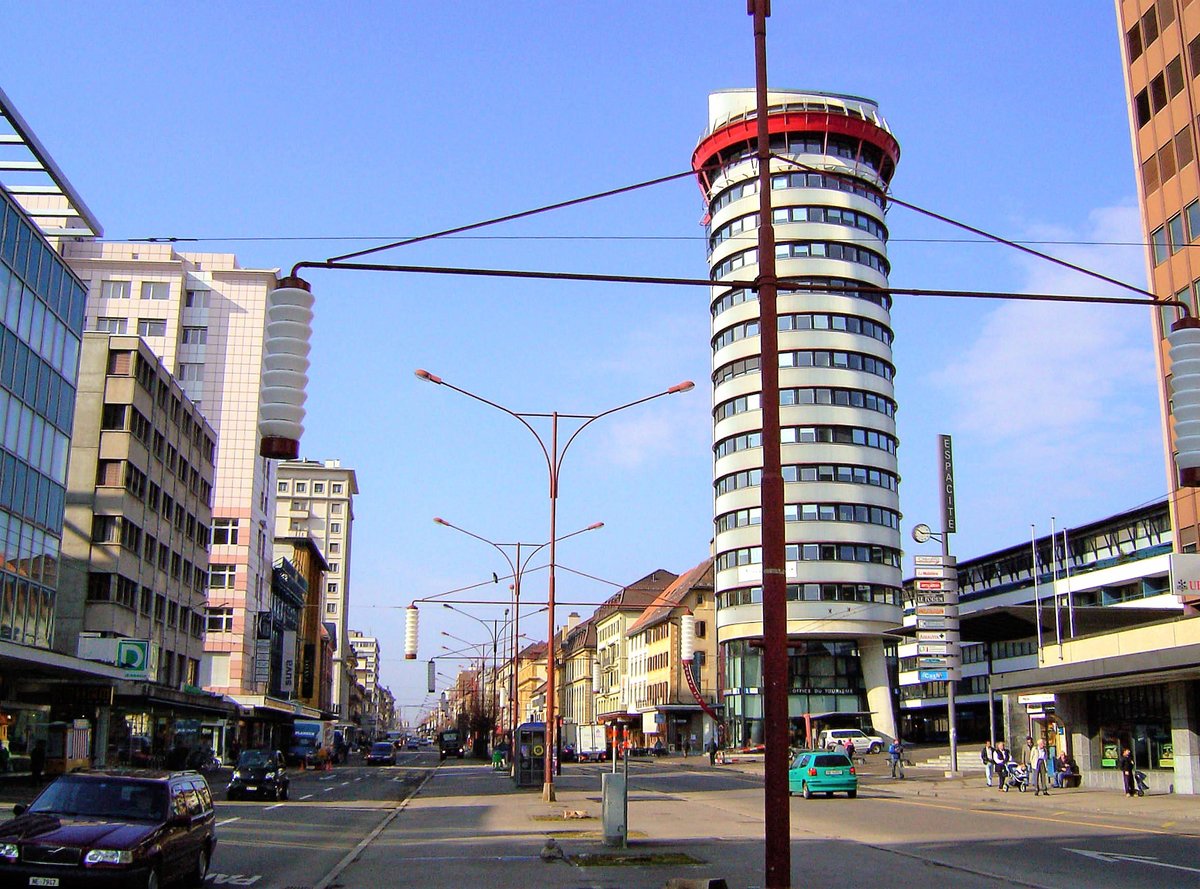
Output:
693,89,902,746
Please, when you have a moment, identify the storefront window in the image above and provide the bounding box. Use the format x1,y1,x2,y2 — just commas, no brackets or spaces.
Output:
1090,685,1172,770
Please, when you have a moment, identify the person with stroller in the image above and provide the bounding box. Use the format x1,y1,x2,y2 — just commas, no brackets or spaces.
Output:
1120,747,1137,797
991,740,1011,791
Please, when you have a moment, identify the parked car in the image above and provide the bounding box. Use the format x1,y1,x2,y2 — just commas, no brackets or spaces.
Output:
0,769,216,887
817,728,884,754
405,737,420,751
226,749,289,801
366,741,397,766
789,750,858,799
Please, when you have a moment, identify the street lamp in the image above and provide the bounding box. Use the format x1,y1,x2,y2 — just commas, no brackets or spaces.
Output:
433,517,602,746
417,370,694,800
443,604,508,744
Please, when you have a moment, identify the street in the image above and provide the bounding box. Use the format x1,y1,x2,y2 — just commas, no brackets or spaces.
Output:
2,753,1199,888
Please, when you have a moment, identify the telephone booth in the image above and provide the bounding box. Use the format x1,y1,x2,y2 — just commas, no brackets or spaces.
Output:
513,722,546,788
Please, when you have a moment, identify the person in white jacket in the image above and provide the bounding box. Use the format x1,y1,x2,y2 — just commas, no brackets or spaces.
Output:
1031,738,1051,796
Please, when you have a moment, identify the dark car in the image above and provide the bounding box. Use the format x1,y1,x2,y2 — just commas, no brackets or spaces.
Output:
437,730,464,760
0,769,216,888
226,749,289,801
366,742,397,766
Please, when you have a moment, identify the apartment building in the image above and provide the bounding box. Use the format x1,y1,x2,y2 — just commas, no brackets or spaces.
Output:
61,242,281,702
694,89,903,746
276,459,358,717
559,615,597,731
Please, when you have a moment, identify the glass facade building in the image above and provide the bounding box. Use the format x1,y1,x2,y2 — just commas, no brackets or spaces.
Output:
0,189,86,648
694,89,903,747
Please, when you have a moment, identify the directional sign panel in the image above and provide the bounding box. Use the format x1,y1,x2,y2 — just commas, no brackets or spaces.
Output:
917,656,959,667
916,618,950,631
917,630,951,642
917,642,950,655
915,578,958,591
914,554,957,566
914,592,948,605
915,604,958,617
914,566,955,578
918,669,950,682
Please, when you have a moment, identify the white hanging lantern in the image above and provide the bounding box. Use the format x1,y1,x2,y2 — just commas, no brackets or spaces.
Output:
1170,316,1200,487
404,605,419,660
680,613,696,661
591,660,601,695
259,276,314,459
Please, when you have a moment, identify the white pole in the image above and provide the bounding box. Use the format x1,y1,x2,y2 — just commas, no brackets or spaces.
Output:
1050,516,1061,650
1031,525,1042,661
1063,528,1076,638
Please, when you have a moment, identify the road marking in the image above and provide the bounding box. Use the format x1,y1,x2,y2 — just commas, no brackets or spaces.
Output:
340,781,349,786
300,793,313,800
216,817,241,826
263,802,285,811
877,796,1200,839
204,872,262,884
1067,848,1200,874
323,786,335,792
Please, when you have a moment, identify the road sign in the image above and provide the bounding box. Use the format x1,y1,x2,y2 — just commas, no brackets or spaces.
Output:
915,579,958,591
917,642,950,655
915,605,958,617
914,566,956,578
914,592,947,605
914,554,957,566
916,618,951,631
918,669,950,682
116,639,152,680
917,630,951,642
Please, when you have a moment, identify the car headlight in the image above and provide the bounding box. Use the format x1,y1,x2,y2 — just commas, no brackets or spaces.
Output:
264,771,276,779
0,842,17,861
232,770,246,780
85,849,134,865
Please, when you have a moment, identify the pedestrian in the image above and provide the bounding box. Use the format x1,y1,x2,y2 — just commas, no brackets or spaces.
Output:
707,737,718,766
1021,735,1035,769
991,741,1010,791
981,740,995,787
0,741,10,774
1119,747,1137,797
1031,738,1051,796
29,739,45,786
844,739,856,761
887,738,904,779
682,737,690,758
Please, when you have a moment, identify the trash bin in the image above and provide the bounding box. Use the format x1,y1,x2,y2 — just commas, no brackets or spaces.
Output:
513,722,546,788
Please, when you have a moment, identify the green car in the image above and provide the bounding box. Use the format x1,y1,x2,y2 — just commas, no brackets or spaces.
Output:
789,750,858,799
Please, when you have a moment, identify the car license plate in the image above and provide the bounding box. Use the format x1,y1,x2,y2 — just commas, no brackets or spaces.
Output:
30,878,60,887
245,785,257,791
826,769,843,775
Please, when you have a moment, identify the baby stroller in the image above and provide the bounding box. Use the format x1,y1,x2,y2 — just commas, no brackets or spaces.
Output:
1134,770,1149,797
1001,760,1030,792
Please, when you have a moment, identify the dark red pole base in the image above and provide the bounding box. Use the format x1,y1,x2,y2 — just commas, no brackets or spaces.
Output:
260,436,300,460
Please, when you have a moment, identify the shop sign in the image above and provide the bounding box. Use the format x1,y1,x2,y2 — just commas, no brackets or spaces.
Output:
914,592,947,605
916,605,957,617
280,630,297,694
1017,693,1055,705
918,669,949,682
253,639,271,684
1169,552,1200,598
915,578,957,591
116,639,155,681
917,642,950,655
914,554,956,566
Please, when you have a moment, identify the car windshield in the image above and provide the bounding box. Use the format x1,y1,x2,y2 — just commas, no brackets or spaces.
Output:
237,750,273,769
814,754,851,767
371,743,393,754
28,777,167,821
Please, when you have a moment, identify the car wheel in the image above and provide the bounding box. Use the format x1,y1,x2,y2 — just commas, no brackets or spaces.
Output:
802,782,812,800
848,789,857,799
186,847,210,887
868,743,881,754
144,864,162,889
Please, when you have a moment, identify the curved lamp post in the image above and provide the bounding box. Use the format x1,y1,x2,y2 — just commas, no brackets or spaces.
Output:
416,370,694,800
434,517,602,745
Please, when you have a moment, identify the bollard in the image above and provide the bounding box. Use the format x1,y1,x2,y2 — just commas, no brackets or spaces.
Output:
601,771,627,848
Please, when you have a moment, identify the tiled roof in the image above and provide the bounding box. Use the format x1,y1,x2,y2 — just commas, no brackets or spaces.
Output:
626,558,715,637
593,569,679,621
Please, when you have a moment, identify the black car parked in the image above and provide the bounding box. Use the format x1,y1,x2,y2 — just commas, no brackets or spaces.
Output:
226,749,289,801
0,769,216,888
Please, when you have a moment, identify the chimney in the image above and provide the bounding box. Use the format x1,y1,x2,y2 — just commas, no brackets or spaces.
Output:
567,612,580,631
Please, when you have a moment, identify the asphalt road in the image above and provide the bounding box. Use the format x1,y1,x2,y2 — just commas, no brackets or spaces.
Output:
2,752,1199,888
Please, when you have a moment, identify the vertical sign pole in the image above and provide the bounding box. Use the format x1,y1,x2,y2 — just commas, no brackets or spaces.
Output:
939,434,958,775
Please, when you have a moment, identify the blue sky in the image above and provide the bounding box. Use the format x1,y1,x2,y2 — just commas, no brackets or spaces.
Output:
1,3,1165,720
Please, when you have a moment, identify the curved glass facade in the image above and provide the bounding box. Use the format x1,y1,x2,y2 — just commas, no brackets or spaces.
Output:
0,191,86,649
696,89,902,746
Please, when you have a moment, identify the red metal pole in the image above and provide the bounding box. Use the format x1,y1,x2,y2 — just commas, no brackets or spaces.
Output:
544,413,559,800
750,1,791,887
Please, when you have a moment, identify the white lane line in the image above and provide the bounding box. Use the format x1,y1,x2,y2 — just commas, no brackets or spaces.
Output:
264,802,285,812
340,781,349,786
354,777,363,782
299,793,314,800
323,786,336,792
216,817,241,826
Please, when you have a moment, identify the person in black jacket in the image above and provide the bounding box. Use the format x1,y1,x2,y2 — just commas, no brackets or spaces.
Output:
1120,748,1137,796
29,739,45,786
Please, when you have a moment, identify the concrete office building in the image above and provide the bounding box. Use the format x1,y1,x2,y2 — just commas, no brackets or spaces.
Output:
276,459,358,717
61,241,281,702
59,333,215,683
1118,0,1200,554
693,89,902,746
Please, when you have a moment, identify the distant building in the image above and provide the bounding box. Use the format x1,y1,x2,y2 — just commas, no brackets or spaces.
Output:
61,242,281,701
276,459,358,718
559,614,597,732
